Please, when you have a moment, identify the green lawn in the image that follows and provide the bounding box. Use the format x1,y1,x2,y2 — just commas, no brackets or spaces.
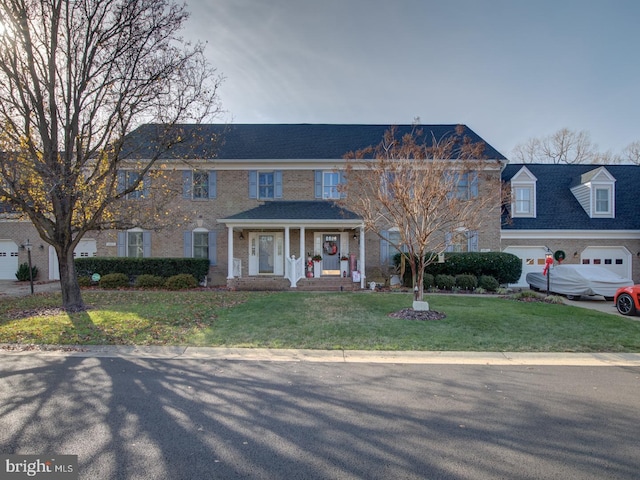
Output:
1,290,640,352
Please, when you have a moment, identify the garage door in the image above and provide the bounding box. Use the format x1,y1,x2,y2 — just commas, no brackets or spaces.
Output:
0,240,19,280
48,239,97,280
580,246,632,280
503,246,548,287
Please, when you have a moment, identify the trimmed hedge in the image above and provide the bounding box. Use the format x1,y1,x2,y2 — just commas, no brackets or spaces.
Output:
165,274,198,290
134,274,166,288
455,274,478,290
478,275,500,292
396,251,521,286
99,273,129,289
75,257,210,282
435,274,456,290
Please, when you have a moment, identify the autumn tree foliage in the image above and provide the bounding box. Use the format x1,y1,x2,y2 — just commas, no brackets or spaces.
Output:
0,0,222,309
340,125,502,303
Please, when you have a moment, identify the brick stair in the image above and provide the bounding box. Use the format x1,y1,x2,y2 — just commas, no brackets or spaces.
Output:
295,276,361,292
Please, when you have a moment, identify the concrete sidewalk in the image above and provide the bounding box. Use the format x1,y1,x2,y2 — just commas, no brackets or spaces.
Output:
2,345,640,366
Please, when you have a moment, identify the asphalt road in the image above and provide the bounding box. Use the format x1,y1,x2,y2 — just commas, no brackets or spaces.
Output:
1,355,638,479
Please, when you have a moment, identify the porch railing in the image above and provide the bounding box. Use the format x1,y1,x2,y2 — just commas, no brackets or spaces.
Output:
285,255,305,288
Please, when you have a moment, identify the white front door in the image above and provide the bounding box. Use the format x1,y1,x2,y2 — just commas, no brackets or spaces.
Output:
248,232,284,276
314,232,347,275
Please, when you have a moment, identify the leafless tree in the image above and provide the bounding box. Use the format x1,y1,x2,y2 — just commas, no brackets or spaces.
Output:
340,125,502,304
0,0,223,310
512,128,597,164
620,141,640,165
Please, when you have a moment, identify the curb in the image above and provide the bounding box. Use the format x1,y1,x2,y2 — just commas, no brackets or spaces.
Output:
2,345,640,366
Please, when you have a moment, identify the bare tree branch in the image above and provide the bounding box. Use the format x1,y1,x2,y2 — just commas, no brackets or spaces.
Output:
0,0,223,309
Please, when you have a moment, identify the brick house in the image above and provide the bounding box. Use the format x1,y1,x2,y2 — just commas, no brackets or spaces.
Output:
501,164,640,286
0,124,506,288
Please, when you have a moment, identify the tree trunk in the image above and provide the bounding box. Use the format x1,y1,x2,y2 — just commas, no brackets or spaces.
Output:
57,248,85,311
415,269,425,302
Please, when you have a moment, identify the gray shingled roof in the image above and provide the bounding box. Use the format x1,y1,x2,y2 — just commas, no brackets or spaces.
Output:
223,201,361,221
121,123,506,160
502,164,640,230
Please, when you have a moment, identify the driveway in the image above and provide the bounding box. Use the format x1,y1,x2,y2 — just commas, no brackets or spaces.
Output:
0,280,61,297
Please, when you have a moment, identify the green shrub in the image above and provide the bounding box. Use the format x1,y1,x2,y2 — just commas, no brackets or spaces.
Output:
395,251,522,286
475,287,486,294
423,273,435,289
164,274,198,290
435,274,455,290
15,263,38,281
134,274,165,289
478,275,500,292
75,257,209,282
77,276,92,287
544,295,565,305
455,274,478,290
99,273,129,289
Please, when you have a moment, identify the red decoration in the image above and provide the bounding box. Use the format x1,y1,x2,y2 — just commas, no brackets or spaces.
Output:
543,256,553,276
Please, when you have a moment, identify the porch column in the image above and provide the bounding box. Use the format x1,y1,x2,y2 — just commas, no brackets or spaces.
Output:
284,226,290,260
359,225,366,289
299,226,305,259
227,227,234,279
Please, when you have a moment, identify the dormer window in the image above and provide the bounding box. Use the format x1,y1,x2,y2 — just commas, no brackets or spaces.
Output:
510,166,537,218
570,167,615,219
595,187,611,214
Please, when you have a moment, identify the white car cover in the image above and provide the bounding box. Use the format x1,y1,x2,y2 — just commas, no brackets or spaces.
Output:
526,264,633,298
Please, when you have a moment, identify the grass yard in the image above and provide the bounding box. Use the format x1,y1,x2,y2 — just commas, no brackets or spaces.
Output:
1,290,640,352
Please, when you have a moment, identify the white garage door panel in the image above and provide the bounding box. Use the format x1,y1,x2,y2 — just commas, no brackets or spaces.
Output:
503,246,548,287
49,239,97,280
0,240,19,280
580,246,631,280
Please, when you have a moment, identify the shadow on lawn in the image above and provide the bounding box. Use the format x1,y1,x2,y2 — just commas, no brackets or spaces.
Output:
0,355,638,479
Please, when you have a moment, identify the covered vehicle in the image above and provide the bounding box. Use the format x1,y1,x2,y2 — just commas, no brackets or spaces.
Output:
614,285,640,316
526,264,633,300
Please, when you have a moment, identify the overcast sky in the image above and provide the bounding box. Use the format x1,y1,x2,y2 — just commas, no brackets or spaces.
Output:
184,0,640,159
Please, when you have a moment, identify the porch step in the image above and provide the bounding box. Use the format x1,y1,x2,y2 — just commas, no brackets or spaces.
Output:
228,276,362,291
295,276,362,292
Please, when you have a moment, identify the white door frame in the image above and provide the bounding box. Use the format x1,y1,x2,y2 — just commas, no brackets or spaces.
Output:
248,232,284,276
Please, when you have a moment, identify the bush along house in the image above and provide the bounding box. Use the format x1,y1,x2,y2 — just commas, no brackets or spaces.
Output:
0,124,506,289
501,164,640,287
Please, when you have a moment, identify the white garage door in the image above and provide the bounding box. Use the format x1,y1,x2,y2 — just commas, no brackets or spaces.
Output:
580,246,632,280
0,240,19,280
49,239,98,280
503,246,548,287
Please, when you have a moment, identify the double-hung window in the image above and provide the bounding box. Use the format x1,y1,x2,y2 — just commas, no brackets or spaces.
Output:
183,229,217,266
314,170,346,199
514,186,534,215
595,187,610,214
249,171,282,199
118,171,149,199
117,229,151,257
183,170,217,199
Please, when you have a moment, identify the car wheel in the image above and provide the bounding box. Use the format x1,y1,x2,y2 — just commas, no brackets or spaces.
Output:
529,285,539,292
565,294,580,301
616,293,636,316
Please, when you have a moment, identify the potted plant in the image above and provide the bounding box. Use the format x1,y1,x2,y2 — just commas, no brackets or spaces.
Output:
312,254,322,277
340,255,349,277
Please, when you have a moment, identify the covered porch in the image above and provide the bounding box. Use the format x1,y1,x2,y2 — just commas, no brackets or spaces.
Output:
218,201,366,289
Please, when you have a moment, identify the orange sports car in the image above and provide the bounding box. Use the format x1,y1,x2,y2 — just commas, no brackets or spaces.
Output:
614,285,640,316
